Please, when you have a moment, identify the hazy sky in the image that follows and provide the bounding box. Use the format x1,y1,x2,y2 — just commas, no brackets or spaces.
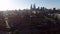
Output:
0,0,60,10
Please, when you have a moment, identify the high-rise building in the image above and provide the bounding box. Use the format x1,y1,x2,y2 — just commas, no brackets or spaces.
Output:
30,4,36,10
53,8,56,11
30,4,32,9
53,8,56,13
33,4,36,10
37,6,40,10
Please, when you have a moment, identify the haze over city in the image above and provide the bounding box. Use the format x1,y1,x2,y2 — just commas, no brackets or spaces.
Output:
0,0,60,34
0,0,60,11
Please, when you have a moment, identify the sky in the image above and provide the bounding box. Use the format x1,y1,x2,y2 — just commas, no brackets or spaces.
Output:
0,0,60,10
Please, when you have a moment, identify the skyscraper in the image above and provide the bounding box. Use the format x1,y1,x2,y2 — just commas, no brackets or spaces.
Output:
33,4,36,10
30,4,32,9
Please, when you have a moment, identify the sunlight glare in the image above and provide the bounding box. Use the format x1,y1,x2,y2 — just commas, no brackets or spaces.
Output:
0,0,11,10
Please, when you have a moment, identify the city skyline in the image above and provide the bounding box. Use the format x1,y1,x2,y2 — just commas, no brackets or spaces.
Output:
0,0,60,11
